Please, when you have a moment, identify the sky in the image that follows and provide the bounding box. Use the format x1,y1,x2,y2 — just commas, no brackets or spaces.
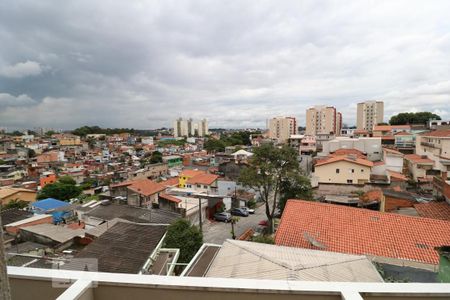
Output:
0,0,449,130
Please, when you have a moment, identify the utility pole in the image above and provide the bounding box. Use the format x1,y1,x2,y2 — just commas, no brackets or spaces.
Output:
198,197,202,233
0,212,12,300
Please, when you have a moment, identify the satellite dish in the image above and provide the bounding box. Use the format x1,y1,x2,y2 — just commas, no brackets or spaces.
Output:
303,232,327,249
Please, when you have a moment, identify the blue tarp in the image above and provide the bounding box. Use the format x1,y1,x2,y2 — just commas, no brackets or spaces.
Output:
31,198,69,212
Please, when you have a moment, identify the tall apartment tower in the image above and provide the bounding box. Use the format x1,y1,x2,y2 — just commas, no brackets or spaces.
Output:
357,101,384,132
305,106,342,136
197,119,209,137
268,116,297,143
173,118,208,137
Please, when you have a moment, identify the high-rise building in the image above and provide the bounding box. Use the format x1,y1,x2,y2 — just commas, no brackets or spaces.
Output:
357,101,384,132
267,116,297,143
305,106,342,136
173,118,208,137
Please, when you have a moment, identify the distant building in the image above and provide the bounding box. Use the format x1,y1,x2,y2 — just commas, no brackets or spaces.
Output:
173,118,209,137
357,101,384,132
267,116,297,143
305,106,342,136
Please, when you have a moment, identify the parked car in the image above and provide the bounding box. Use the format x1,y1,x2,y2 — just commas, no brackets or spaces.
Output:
241,207,255,214
230,208,249,217
214,212,232,222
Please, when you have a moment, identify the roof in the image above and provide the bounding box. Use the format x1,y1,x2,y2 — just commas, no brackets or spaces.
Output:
159,193,182,204
72,222,167,274
414,202,450,221
83,203,180,224
5,214,52,227
404,154,434,164
0,208,33,225
315,156,374,168
330,149,366,158
275,200,450,265
383,148,404,156
394,131,412,136
231,149,253,157
180,169,205,178
420,129,450,138
388,170,408,182
0,187,36,199
373,125,392,131
160,177,179,188
31,198,70,211
111,179,165,197
205,240,383,282
186,173,219,185
183,244,222,277
20,223,84,243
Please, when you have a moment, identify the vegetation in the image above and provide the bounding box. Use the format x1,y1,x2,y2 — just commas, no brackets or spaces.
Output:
389,112,441,125
239,144,312,233
72,125,136,137
164,219,203,263
1,200,29,211
157,139,186,147
278,173,313,214
37,176,82,201
149,151,163,164
251,235,275,244
204,131,258,153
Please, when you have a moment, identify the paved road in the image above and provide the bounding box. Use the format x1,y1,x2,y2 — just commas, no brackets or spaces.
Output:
202,203,267,244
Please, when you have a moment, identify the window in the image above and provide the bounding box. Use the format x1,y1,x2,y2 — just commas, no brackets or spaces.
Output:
351,169,355,173
347,179,353,184
197,184,201,188
361,169,364,172
336,168,340,174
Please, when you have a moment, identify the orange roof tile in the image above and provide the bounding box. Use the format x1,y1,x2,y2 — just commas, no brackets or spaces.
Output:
186,173,219,185
159,193,182,204
160,177,179,188
373,125,392,131
111,179,165,196
381,136,395,140
331,149,366,158
180,169,205,178
275,200,450,265
387,170,407,181
383,147,404,156
420,129,450,138
315,156,374,167
404,154,434,164
414,202,450,221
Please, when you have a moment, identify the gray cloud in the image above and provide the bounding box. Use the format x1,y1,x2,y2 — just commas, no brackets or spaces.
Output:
0,0,449,129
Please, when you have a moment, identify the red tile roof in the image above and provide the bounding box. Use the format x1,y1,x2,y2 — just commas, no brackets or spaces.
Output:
111,179,165,196
159,193,182,204
275,200,450,265
414,202,450,221
404,154,434,164
331,149,366,158
180,169,205,178
383,147,404,156
388,170,408,182
186,173,219,185
373,125,392,131
160,177,179,188
315,156,374,167
420,129,450,138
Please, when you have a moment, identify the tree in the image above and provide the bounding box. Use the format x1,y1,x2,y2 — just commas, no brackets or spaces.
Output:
252,235,275,244
204,139,226,153
164,219,203,263
37,181,82,201
149,151,163,164
389,112,441,125
1,199,29,211
278,173,313,214
239,144,301,233
58,175,77,185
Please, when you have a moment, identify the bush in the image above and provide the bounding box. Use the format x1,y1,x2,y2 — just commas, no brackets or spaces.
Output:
252,235,275,244
164,219,203,263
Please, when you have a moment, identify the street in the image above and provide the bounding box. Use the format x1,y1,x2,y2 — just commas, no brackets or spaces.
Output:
202,203,268,244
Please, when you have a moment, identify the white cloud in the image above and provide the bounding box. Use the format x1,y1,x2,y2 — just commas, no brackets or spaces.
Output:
0,93,36,107
0,60,43,78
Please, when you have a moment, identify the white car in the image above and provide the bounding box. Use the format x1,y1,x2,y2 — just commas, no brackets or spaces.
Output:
241,207,255,214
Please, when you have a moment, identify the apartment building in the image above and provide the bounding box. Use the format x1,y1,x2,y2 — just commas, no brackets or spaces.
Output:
305,106,342,136
356,100,384,132
415,130,450,174
173,118,209,137
267,116,297,143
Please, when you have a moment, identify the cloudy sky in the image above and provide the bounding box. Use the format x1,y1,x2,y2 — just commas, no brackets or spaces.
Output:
1,0,449,130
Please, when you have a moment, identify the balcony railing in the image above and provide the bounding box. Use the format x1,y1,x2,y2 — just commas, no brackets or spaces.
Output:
7,266,450,300
421,141,441,149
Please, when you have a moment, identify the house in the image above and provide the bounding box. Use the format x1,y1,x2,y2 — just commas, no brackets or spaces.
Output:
178,169,205,188
415,129,450,175
314,155,373,185
184,239,383,282
404,154,435,182
19,223,84,249
5,214,53,235
185,173,219,194
31,198,73,223
394,131,415,153
162,155,183,168
66,222,167,274
275,200,450,267
320,137,382,161
0,187,37,206
39,172,57,187
382,148,404,173
110,179,166,207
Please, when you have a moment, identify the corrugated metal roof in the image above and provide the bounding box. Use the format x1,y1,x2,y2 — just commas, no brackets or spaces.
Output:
205,240,383,282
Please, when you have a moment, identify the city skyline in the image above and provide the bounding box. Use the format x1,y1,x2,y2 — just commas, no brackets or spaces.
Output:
0,1,449,129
